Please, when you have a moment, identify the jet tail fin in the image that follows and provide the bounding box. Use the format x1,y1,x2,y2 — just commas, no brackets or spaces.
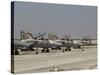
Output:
20,31,28,40
20,31,46,40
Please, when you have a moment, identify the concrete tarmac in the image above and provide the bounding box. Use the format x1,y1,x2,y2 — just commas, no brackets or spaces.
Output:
13,46,97,74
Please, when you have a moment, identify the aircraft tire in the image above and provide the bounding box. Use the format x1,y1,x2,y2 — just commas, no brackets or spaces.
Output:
42,49,45,53
15,50,19,55
65,48,68,51
62,49,65,52
46,49,49,53
35,51,39,54
69,48,71,51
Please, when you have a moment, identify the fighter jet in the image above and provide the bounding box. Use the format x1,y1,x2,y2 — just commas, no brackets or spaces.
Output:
12,31,62,55
48,33,83,51
21,31,62,53
11,39,33,55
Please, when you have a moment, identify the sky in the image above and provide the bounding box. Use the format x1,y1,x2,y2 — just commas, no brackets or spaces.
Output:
13,1,97,39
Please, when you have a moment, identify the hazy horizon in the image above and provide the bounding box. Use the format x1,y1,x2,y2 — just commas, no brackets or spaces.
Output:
13,1,97,39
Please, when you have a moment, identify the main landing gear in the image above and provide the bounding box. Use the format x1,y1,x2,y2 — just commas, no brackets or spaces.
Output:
41,48,50,53
62,46,71,52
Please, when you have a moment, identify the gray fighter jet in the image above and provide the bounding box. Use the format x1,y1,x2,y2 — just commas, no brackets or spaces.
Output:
12,31,62,55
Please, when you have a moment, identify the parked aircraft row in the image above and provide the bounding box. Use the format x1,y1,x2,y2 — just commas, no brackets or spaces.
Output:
11,31,96,55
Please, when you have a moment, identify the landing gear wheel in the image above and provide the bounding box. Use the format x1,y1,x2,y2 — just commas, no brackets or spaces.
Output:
65,48,68,51
69,48,71,51
46,49,49,53
32,49,35,51
15,50,19,55
35,51,39,54
41,49,45,53
62,49,65,52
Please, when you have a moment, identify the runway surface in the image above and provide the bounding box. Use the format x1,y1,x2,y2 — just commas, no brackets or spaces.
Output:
13,46,97,74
